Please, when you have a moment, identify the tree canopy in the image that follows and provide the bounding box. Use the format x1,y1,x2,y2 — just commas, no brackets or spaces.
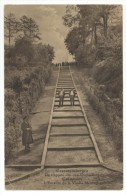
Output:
5,13,55,67
63,5,122,67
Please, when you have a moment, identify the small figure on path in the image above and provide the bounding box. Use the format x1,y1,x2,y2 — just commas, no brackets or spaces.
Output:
21,116,33,152
59,88,65,106
69,89,76,106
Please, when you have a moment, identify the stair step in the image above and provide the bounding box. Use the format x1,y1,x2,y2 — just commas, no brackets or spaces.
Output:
45,163,101,168
53,106,81,111
50,126,89,135
54,102,80,106
52,118,86,126
52,116,83,119
53,111,83,117
57,87,75,89
50,133,89,136
45,150,99,165
52,124,86,127
55,99,79,102
48,135,93,149
48,146,94,151
55,97,78,101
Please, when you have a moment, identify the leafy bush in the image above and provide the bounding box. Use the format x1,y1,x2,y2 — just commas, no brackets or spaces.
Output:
93,58,122,98
5,63,52,163
79,73,123,162
5,126,17,163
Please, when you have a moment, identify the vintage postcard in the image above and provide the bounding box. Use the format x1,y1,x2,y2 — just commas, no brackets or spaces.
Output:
4,3,123,190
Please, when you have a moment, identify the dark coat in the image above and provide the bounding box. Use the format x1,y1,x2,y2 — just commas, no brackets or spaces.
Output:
21,122,33,146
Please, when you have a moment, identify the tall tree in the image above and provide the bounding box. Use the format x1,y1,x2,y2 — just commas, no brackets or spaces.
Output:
63,5,79,28
99,5,117,38
4,13,17,48
20,16,40,42
65,27,85,55
63,5,101,46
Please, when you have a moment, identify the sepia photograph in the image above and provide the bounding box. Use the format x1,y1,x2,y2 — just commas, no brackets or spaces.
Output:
4,4,123,190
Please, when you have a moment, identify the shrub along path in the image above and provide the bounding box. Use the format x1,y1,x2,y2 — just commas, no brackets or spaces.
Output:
5,68,58,169
72,67,123,171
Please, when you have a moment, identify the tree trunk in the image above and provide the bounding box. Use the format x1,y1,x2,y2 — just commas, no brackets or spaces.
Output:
103,13,108,38
8,21,11,64
94,24,97,45
8,21,11,49
91,29,94,46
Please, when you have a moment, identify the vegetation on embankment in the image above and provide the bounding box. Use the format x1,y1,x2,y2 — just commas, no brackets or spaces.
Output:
5,13,55,163
74,67,122,161
63,5,122,161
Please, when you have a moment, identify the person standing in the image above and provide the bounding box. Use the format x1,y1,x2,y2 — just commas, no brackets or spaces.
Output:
59,88,65,106
21,116,33,151
69,89,76,106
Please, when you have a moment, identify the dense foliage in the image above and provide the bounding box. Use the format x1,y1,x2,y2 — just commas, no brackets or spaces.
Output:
63,5,122,97
5,13,55,163
63,5,122,161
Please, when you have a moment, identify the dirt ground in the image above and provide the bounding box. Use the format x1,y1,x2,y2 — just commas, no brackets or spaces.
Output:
6,167,122,190
5,67,123,190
